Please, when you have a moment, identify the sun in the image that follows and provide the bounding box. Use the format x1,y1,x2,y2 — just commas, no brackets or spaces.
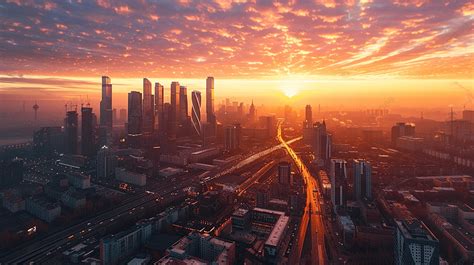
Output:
282,87,298,98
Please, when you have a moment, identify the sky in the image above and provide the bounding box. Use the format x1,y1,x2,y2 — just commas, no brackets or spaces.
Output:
0,0,473,111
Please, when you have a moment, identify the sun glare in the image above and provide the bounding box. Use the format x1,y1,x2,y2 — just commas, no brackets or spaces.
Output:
283,88,298,98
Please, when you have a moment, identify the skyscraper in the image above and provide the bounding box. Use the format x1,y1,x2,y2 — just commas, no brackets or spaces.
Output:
352,159,372,201
100,76,113,129
65,110,78,154
278,161,292,185
81,106,95,156
97,145,116,179
206,77,215,124
154,82,164,132
305,104,313,127
179,86,188,123
224,124,241,151
170,82,180,138
191,90,202,136
330,159,347,211
142,78,154,134
394,219,439,265
308,121,332,162
128,91,142,147
391,122,416,145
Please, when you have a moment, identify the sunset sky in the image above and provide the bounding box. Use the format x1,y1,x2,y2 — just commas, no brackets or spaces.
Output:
0,0,473,110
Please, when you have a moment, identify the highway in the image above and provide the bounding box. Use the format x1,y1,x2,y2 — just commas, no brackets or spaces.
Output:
0,139,298,264
277,121,326,265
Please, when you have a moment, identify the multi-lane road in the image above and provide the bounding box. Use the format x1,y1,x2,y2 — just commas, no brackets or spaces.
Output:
277,121,326,265
1,138,300,264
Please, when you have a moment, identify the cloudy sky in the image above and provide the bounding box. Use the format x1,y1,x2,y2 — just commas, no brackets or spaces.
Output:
0,0,473,109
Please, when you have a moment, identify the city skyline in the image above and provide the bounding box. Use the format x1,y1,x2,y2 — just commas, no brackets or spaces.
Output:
0,0,472,111
0,2,473,264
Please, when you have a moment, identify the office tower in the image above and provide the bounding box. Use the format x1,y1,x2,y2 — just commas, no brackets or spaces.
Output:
259,115,277,137
179,86,188,122
238,102,244,116
97,145,116,179
353,159,372,201
462,109,474,123
170,82,180,137
394,219,439,265
206,77,215,124
154,82,164,131
81,106,95,156
112,108,117,123
391,122,416,145
142,78,154,134
128,91,142,147
330,159,347,211
64,110,78,154
100,76,113,129
249,100,256,121
278,161,292,185
119,108,127,123
305,104,313,128
224,124,241,151
191,90,202,136
306,121,332,161
162,103,171,136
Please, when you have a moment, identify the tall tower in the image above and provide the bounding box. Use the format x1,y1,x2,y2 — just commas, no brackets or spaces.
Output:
191,90,202,136
154,82,164,132
65,108,78,154
206,77,215,124
81,106,95,156
32,101,39,121
128,91,142,147
353,159,372,201
100,76,113,129
170,82,180,138
305,104,312,127
179,86,188,123
330,159,347,211
142,78,154,134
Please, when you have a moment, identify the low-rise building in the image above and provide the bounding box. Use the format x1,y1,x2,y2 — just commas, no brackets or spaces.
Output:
25,196,61,223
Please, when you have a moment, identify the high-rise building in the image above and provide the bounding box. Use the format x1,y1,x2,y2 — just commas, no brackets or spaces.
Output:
128,91,142,147
305,104,313,127
352,159,372,201
306,121,331,161
256,187,269,208
394,219,439,265
278,161,292,185
154,82,164,131
96,145,116,179
249,100,256,122
179,85,188,123
100,76,113,129
224,124,241,151
191,90,202,136
259,115,277,137
64,110,78,154
142,78,154,134
330,159,347,211
119,108,127,123
170,82,180,138
391,122,416,145
81,106,95,156
206,77,215,124
462,109,474,123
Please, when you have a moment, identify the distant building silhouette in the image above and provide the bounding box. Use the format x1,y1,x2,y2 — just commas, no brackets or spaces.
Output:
64,110,78,154
128,91,142,147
